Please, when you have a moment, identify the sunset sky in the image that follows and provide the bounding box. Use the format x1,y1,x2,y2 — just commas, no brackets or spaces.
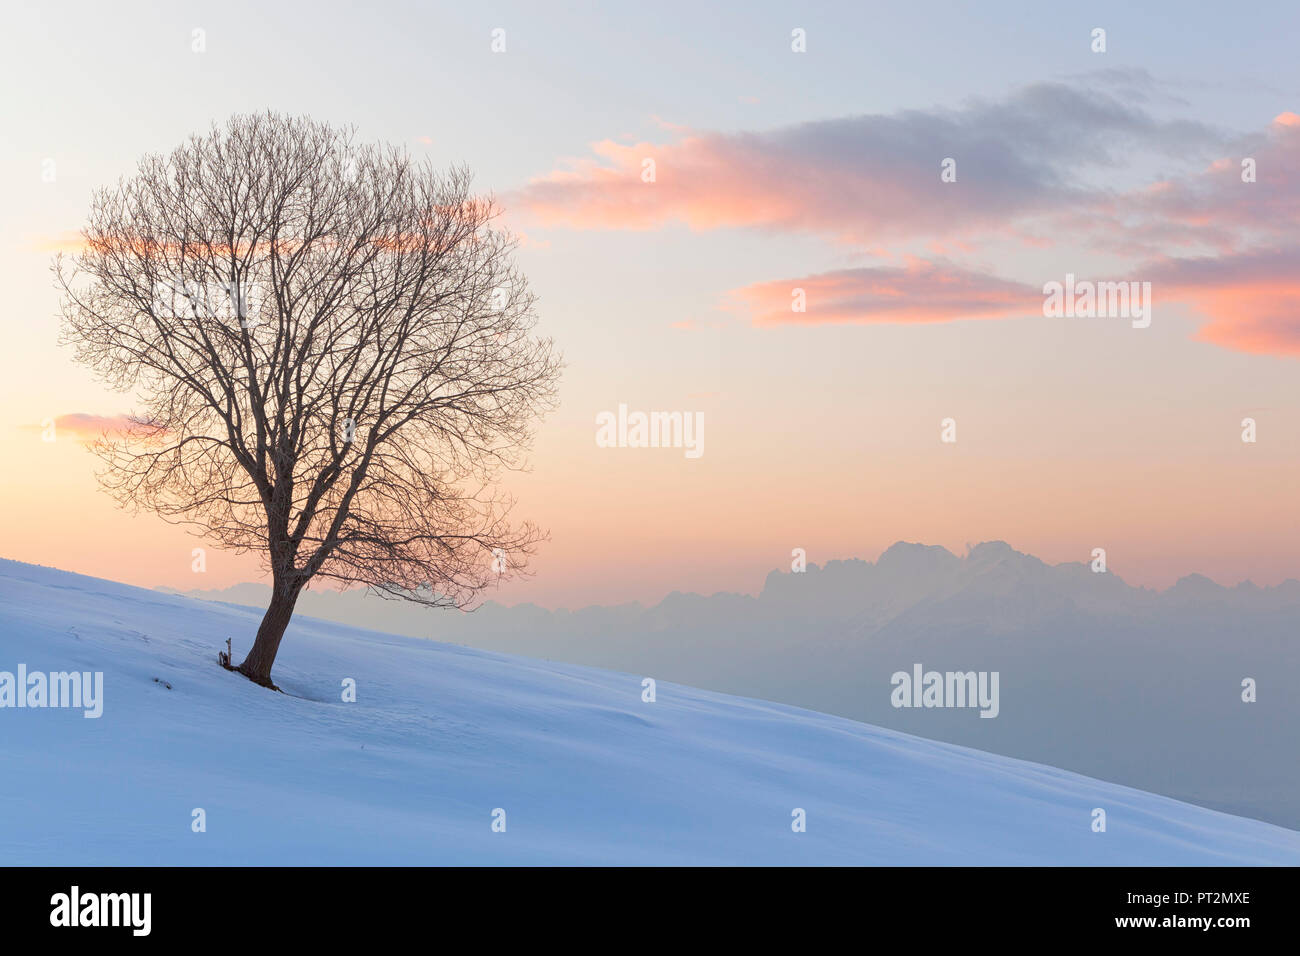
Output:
3,1,1299,608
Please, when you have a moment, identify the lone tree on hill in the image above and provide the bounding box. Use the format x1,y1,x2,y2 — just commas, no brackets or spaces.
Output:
56,113,561,688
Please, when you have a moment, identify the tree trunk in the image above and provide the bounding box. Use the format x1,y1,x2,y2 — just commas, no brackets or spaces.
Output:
237,580,303,688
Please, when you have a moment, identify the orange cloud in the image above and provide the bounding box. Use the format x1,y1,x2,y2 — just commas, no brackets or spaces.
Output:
31,233,87,253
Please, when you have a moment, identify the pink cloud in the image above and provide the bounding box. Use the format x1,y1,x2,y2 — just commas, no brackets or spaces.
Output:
1149,249,1300,356
516,85,1300,358
511,82,1220,245
26,413,168,442
1059,112,1300,259
731,250,1300,355
730,258,1040,326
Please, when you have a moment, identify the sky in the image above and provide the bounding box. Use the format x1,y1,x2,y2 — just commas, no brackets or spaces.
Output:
2,0,1299,608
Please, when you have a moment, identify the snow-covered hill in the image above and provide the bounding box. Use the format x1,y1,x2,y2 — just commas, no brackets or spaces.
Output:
1,557,1296,865
169,540,1300,830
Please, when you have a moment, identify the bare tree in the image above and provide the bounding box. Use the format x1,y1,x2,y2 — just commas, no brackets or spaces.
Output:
56,113,561,688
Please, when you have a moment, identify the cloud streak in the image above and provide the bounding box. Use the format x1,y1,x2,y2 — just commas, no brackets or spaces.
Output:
514,81,1223,245
732,258,1040,326
25,413,167,442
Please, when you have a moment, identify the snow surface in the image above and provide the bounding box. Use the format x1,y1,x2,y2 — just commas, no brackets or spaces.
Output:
1,557,1297,865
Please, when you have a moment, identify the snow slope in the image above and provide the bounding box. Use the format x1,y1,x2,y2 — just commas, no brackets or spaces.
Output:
0,557,1296,865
